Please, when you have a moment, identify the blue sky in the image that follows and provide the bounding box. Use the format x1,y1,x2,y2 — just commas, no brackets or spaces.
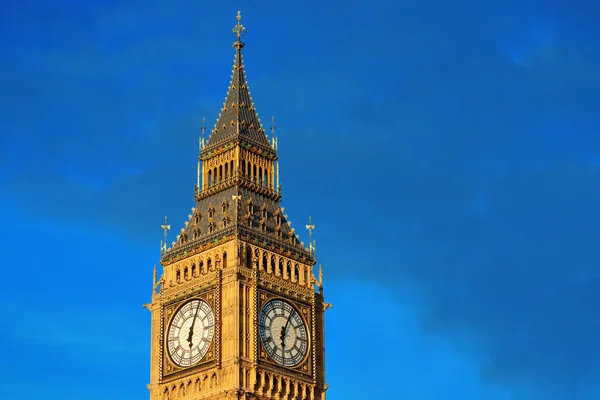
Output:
1,1,599,399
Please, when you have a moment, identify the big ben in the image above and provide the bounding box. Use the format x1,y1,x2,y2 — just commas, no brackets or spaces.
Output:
145,12,328,400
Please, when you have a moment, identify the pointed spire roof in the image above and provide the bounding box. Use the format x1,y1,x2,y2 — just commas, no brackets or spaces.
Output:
203,11,272,154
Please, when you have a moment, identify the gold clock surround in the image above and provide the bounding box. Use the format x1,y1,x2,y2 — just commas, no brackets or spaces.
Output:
162,288,218,378
258,291,312,376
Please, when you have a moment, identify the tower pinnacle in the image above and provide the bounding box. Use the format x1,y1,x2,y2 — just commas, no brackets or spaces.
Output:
232,11,246,50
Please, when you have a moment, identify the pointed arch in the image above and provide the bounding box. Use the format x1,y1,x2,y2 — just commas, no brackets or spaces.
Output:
286,260,291,280
246,246,253,269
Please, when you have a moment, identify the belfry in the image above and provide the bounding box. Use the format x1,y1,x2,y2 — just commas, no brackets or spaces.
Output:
145,12,328,400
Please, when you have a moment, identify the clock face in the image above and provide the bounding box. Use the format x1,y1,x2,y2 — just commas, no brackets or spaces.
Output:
167,299,215,367
259,299,309,367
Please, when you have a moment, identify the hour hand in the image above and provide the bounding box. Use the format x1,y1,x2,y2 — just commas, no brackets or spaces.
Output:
187,327,194,348
280,326,287,349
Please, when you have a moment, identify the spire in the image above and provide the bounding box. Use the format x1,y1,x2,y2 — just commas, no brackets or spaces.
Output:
203,11,272,153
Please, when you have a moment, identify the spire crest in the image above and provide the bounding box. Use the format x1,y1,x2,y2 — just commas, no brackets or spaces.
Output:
232,11,246,51
203,10,273,152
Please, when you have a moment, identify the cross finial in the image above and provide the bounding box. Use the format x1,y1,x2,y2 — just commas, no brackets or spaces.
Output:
270,116,278,150
161,216,171,255
232,11,246,49
306,216,316,255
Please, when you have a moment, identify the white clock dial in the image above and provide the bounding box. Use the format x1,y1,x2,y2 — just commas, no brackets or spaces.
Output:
167,299,214,367
259,299,309,367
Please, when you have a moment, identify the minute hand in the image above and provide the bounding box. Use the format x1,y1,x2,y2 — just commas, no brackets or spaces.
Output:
188,301,201,347
283,309,294,336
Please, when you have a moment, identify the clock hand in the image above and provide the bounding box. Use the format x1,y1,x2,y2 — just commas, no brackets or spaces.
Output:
283,309,294,337
280,325,286,349
188,301,202,349
281,310,294,349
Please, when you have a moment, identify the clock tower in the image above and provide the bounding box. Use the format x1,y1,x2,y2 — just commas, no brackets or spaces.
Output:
145,12,328,400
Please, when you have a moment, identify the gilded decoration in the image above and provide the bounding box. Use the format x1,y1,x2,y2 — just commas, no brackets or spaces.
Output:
256,289,313,378
162,288,218,379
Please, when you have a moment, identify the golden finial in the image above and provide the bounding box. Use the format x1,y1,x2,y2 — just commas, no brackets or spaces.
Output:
306,216,315,256
271,116,278,150
160,216,170,255
319,264,323,292
232,11,246,49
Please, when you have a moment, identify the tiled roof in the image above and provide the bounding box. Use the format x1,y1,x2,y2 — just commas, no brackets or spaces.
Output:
202,38,272,154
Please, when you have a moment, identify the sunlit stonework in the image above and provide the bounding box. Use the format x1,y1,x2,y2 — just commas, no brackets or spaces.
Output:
144,11,329,400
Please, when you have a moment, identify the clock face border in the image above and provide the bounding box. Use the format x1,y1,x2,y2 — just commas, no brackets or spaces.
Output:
167,298,215,367
257,289,313,376
162,288,217,378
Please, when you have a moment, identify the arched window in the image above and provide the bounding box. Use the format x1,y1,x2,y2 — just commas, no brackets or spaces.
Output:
223,252,227,269
246,246,253,268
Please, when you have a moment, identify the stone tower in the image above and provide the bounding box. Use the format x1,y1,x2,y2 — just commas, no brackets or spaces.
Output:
146,12,328,400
